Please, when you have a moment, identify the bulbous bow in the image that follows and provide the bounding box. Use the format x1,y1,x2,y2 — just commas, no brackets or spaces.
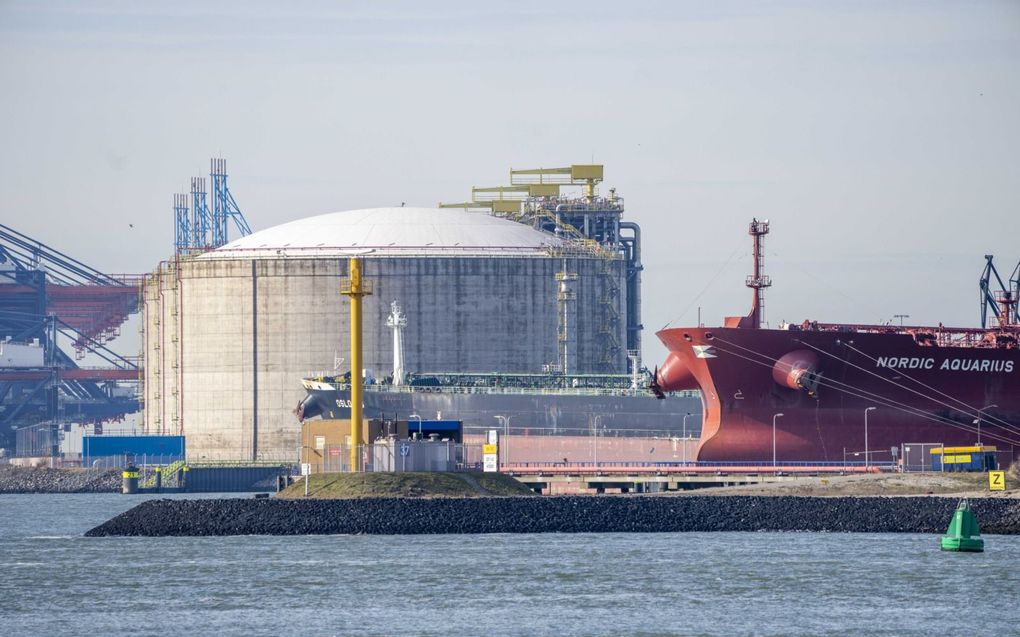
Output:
651,352,698,398
294,394,323,421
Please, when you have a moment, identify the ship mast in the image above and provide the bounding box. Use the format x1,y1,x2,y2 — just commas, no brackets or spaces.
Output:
385,301,407,385
745,219,772,329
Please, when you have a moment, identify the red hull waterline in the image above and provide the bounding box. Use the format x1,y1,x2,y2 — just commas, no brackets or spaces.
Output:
654,220,1020,465
656,325,1019,463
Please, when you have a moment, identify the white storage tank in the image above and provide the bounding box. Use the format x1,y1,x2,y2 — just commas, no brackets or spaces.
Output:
143,207,628,461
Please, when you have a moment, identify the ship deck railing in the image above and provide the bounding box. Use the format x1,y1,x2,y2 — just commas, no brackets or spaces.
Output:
808,321,1019,348
505,460,895,475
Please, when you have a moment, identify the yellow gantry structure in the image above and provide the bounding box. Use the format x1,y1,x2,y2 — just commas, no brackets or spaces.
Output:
439,164,604,211
340,258,372,472
510,164,603,201
438,163,618,261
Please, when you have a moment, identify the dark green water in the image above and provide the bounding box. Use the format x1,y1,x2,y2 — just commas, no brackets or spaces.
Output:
1,494,1017,636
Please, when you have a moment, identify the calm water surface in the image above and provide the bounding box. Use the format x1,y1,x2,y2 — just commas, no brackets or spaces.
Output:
1,494,1017,637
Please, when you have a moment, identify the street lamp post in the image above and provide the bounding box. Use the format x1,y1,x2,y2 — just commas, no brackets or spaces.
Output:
592,415,603,468
300,445,318,496
682,413,694,465
976,403,998,447
772,413,784,472
409,413,422,438
864,407,877,470
494,415,510,467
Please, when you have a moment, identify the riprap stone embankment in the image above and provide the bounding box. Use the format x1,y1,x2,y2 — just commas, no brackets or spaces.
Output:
0,465,119,494
85,495,1020,536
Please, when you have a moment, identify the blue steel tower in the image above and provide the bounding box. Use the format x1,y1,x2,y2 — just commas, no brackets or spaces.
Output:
173,159,252,254
190,177,211,250
210,158,251,247
173,193,190,256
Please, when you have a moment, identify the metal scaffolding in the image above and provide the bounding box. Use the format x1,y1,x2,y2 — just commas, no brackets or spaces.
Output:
439,163,641,373
190,177,211,252
173,193,190,255
0,224,141,454
174,158,251,256
210,157,251,247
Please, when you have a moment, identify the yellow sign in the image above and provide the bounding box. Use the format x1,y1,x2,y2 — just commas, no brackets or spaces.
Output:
989,471,1005,491
943,454,972,464
483,444,498,455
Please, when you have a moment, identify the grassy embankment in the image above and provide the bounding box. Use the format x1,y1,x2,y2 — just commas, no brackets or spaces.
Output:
277,471,535,499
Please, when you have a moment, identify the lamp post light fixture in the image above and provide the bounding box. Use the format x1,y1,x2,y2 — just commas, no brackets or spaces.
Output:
592,415,603,468
494,415,511,467
975,404,998,447
864,407,877,470
682,413,694,465
772,413,784,472
300,445,319,496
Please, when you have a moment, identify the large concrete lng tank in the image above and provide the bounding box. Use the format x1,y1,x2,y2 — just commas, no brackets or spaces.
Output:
143,207,629,460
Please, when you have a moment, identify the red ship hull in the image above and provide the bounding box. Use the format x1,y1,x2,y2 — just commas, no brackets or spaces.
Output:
656,326,1020,464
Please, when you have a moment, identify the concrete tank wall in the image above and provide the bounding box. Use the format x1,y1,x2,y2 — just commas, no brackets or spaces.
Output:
144,254,626,460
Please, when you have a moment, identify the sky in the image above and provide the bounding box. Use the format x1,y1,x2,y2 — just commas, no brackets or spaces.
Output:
1,0,1019,367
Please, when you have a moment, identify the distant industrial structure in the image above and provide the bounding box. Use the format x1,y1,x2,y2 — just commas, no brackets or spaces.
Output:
0,157,253,459
143,164,646,460
0,224,140,455
173,158,252,255
979,255,1020,329
439,164,643,360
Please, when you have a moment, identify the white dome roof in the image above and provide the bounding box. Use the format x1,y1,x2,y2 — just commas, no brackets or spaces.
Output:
206,207,565,258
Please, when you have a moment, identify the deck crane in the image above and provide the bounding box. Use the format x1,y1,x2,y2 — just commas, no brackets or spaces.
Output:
980,255,1020,328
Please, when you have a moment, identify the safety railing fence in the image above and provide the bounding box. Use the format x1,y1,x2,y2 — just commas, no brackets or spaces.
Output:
506,459,898,470
177,464,293,493
14,423,58,458
994,448,1016,470
900,443,943,472
311,383,701,399
303,442,485,474
25,442,1009,480
82,453,184,472
461,431,701,466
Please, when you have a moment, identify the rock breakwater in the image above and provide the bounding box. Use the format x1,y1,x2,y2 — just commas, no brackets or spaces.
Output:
0,465,119,494
85,495,1020,536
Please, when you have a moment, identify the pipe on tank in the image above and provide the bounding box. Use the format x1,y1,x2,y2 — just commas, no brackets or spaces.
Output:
619,222,640,264
619,222,642,353
555,203,567,237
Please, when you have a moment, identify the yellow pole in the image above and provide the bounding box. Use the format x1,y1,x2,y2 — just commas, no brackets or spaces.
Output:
341,258,371,472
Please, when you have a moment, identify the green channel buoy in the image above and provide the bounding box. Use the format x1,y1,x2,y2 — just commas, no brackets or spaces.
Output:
941,499,984,552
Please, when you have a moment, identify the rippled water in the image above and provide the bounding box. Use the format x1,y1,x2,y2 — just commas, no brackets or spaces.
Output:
2,494,1018,636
